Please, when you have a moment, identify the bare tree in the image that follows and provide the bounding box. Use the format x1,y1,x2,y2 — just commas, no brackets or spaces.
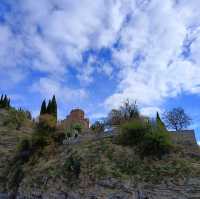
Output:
120,99,139,120
107,99,140,125
163,107,191,131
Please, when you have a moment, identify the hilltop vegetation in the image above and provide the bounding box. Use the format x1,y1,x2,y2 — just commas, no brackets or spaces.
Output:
0,95,199,198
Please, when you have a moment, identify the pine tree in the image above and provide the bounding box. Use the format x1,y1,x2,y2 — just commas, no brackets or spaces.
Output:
51,95,57,120
156,112,165,129
3,95,7,107
40,100,47,115
46,100,52,114
0,94,3,108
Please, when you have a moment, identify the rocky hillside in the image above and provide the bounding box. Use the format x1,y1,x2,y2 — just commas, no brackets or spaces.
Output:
0,109,200,199
0,109,33,193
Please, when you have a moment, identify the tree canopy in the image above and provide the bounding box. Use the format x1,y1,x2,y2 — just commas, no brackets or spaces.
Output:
0,94,11,109
40,95,57,120
162,107,191,131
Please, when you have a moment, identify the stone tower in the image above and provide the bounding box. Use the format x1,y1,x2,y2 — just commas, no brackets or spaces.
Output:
62,108,89,130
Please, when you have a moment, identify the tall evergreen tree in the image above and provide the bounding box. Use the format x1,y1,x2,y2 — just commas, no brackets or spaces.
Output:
46,100,52,114
0,94,10,109
40,100,47,115
3,95,7,107
51,95,57,120
0,94,3,102
156,112,165,129
0,95,3,107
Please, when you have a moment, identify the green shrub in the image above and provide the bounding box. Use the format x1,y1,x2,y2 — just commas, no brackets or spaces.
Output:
4,108,30,129
64,156,81,178
117,119,150,146
72,123,83,133
52,132,66,144
140,126,172,158
90,121,105,133
116,119,173,158
37,114,56,132
16,138,32,162
31,133,48,149
17,139,31,152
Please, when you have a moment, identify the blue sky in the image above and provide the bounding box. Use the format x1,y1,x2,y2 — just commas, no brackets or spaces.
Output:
0,0,200,143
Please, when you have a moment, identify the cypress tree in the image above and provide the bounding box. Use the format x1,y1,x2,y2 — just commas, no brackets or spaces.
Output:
51,95,57,120
156,112,165,129
40,100,47,115
46,100,52,114
0,94,10,109
0,94,3,107
3,95,7,107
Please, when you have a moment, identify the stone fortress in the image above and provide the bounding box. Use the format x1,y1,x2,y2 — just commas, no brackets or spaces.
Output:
61,108,198,148
62,108,89,130
170,130,197,146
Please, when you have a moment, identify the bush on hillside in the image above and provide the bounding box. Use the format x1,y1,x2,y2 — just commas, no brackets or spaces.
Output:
71,123,83,133
31,132,49,149
116,119,173,158
16,138,32,161
117,119,150,146
37,114,56,132
140,126,172,158
52,132,66,144
90,121,105,133
64,155,81,178
4,108,30,130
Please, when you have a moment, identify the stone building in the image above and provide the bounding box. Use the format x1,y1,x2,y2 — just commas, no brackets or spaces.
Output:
62,109,89,130
170,130,197,146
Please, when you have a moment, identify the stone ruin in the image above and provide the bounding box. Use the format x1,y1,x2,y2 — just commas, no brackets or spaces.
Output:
62,108,89,130
169,130,197,146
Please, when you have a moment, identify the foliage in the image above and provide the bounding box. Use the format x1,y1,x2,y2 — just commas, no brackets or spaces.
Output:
117,118,172,158
52,132,66,144
72,123,83,133
120,99,140,120
90,121,105,133
38,114,56,132
31,132,49,150
40,95,57,120
140,126,172,158
40,100,47,115
117,119,150,146
163,107,191,131
64,155,81,178
107,99,140,125
0,94,10,109
17,139,31,153
4,108,31,129
156,112,165,129
51,95,57,120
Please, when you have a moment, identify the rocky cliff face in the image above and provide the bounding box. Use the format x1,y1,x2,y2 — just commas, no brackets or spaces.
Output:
3,177,200,199
0,109,200,199
0,109,33,193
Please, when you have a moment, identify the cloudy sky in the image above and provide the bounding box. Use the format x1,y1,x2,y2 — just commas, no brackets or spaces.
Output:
0,0,200,142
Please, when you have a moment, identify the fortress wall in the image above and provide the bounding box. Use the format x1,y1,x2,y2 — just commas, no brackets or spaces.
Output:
170,130,197,146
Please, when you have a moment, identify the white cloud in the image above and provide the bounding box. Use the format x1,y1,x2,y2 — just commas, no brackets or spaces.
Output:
140,106,162,117
105,0,200,113
31,77,87,103
1,0,200,117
